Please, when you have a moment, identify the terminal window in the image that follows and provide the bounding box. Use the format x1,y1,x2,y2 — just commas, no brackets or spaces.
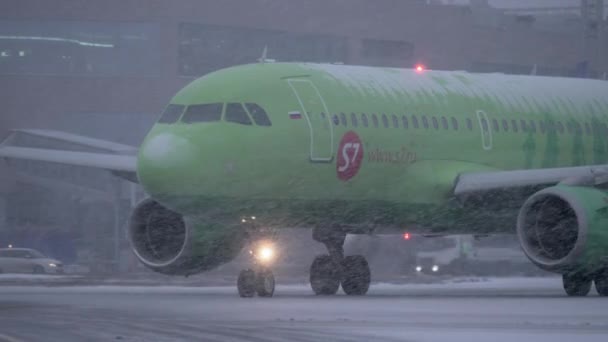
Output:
178,23,348,77
0,20,160,76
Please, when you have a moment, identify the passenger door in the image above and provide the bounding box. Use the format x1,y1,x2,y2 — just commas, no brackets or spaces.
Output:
286,78,334,162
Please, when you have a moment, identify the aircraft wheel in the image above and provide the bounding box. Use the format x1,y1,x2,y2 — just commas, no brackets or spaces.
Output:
563,272,592,297
310,255,340,295
255,268,275,297
341,255,371,296
594,270,608,296
237,269,256,298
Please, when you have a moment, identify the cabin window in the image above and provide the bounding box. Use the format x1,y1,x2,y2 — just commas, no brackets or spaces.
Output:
182,103,223,123
466,118,472,130
362,114,369,127
158,104,185,124
502,119,509,132
441,116,448,130
567,122,574,135
481,118,489,131
412,115,419,129
392,115,399,128
402,115,409,129
547,121,555,133
381,114,389,128
575,122,582,135
520,120,528,132
432,117,439,130
556,121,565,134
340,113,347,127
225,103,252,125
452,117,459,130
351,113,359,127
422,116,429,129
511,119,519,133
529,120,537,133
539,121,546,134
245,103,272,126
492,119,499,132
372,114,379,128
332,114,339,126
585,122,591,135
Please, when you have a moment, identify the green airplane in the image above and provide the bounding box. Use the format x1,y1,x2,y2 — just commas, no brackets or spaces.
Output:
2,62,608,298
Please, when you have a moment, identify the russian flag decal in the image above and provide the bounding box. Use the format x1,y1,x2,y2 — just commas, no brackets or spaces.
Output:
289,111,302,119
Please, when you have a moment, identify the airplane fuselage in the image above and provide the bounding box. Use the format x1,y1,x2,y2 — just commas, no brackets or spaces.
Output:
136,63,608,234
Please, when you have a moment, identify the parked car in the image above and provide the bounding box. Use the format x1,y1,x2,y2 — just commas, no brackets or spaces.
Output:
0,248,63,274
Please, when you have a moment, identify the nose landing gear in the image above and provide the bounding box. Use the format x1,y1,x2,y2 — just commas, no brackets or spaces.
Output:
237,267,275,298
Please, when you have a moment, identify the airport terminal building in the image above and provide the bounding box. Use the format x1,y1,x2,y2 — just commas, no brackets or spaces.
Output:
0,0,606,271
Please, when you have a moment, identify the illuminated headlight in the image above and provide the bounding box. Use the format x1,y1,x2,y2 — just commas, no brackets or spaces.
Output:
256,245,275,264
48,263,57,267
432,265,439,272
415,266,422,272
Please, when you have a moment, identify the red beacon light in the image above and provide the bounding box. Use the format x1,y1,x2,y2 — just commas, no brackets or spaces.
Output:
403,233,411,240
415,64,426,73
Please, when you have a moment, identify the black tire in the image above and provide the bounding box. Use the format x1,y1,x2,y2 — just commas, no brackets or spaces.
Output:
33,265,45,274
255,268,275,297
594,270,608,296
237,269,256,298
563,272,592,297
341,255,371,296
310,255,340,295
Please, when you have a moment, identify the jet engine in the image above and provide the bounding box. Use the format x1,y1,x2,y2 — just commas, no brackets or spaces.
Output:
128,198,246,275
517,185,608,273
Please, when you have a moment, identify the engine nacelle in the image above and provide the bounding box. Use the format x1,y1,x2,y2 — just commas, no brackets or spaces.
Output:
128,198,246,275
517,185,608,273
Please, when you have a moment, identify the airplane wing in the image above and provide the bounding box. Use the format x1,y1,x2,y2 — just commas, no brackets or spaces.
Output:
0,129,138,183
453,164,608,197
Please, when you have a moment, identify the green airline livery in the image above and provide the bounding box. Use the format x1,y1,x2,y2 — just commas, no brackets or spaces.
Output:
2,62,608,298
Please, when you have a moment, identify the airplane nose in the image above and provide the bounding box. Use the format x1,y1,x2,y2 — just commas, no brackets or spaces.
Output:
137,132,198,195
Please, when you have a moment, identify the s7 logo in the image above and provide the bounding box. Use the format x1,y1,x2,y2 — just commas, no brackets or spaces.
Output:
338,142,361,172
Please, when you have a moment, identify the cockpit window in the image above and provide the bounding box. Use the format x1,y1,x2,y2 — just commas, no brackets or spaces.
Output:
245,103,272,126
182,103,223,123
225,103,252,125
158,104,185,124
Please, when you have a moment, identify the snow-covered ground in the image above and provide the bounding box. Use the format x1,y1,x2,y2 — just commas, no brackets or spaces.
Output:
0,277,607,341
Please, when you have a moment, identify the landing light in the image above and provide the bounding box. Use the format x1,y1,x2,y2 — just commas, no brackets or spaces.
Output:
416,266,422,272
8,244,12,248
254,243,276,265
432,265,439,273
259,247,274,261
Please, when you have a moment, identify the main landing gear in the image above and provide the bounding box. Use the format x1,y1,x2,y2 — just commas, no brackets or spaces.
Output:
309,227,371,296
562,269,608,297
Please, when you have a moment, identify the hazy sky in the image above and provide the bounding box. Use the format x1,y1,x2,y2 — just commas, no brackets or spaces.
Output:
450,0,583,8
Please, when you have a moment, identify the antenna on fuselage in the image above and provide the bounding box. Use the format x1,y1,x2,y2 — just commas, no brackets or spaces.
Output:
530,64,537,76
258,46,276,64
